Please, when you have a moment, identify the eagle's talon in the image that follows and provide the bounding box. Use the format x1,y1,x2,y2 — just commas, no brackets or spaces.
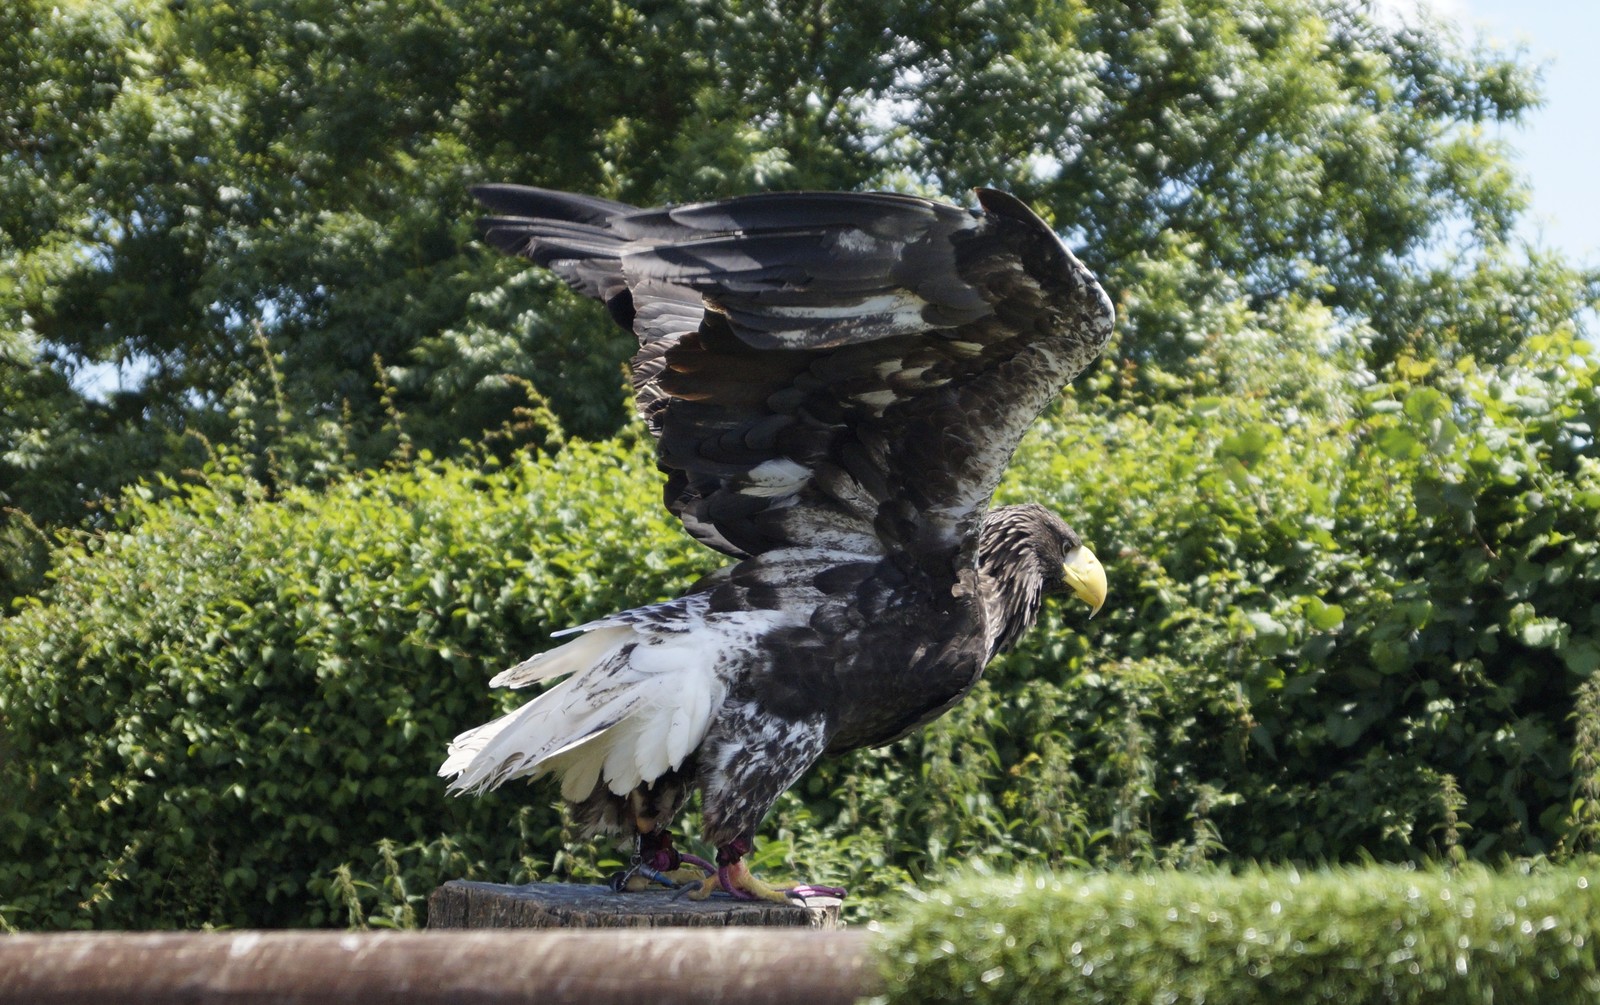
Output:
718,864,759,901
705,857,821,904
680,873,724,901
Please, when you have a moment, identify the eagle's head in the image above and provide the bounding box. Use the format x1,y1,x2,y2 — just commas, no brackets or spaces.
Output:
977,503,1106,659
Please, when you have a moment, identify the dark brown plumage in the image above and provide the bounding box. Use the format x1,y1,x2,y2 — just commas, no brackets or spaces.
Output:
442,185,1113,900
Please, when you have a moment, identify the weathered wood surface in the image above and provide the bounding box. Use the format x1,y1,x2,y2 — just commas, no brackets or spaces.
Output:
0,929,882,1004
427,880,843,929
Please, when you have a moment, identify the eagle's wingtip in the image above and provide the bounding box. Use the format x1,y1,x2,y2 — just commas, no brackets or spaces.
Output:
975,187,1048,227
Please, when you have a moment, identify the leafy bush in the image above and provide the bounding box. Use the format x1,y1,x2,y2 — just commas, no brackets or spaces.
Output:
781,330,1599,898
4,0,1576,611
1,323,1596,929
0,433,711,928
879,863,1600,1004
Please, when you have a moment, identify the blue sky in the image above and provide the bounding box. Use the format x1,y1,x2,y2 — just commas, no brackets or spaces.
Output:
1407,0,1600,265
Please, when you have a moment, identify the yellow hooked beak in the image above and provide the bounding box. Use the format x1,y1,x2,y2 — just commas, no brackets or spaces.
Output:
1062,545,1107,618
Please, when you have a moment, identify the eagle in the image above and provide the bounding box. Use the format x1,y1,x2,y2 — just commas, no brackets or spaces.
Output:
440,185,1113,901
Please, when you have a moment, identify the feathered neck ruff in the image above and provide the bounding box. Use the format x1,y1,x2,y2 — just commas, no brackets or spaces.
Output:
976,503,1080,660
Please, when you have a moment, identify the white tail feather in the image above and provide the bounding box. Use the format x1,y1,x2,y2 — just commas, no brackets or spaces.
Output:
547,736,608,801
489,626,630,689
439,605,762,799
634,703,675,782
438,669,639,794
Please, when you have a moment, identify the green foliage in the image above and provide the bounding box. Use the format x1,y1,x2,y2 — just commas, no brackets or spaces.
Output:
901,0,1593,371
3,311,1596,929
978,327,1600,869
6,0,1591,607
766,322,1599,902
4,0,1600,934
0,433,711,928
879,863,1600,1004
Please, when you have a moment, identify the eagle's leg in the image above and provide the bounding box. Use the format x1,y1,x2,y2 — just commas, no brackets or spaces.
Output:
683,837,846,903
612,823,712,892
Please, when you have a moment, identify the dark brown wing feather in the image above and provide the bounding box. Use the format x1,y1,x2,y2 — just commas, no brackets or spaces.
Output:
472,185,1113,565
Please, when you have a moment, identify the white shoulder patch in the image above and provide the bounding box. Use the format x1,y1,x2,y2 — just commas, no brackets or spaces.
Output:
854,389,898,411
741,457,810,498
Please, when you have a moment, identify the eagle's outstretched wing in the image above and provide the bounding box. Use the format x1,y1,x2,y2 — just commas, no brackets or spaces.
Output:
474,186,1113,567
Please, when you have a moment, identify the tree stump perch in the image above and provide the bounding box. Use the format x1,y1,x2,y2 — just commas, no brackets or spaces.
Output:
427,880,844,930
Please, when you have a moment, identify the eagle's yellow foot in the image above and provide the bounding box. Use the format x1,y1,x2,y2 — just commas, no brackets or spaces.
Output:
684,872,724,901
718,860,794,903
683,860,846,903
618,864,709,893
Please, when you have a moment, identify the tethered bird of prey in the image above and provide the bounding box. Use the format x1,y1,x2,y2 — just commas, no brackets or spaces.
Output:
441,184,1113,901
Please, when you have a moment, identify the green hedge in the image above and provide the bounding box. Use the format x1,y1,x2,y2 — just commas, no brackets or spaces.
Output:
0,432,711,929
880,864,1600,1003
1,329,1596,929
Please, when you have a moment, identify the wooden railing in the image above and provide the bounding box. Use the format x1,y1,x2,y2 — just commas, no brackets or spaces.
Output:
0,929,881,1004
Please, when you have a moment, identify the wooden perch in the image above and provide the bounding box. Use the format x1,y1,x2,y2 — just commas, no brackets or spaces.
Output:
427,880,843,929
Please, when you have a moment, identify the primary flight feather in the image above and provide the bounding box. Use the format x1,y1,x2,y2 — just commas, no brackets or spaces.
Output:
441,185,1114,901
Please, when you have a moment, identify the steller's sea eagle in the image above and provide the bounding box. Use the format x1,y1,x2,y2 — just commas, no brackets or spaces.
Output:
440,185,1113,901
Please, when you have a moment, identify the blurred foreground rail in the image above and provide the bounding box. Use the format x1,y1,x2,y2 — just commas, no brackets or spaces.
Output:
0,929,881,1004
